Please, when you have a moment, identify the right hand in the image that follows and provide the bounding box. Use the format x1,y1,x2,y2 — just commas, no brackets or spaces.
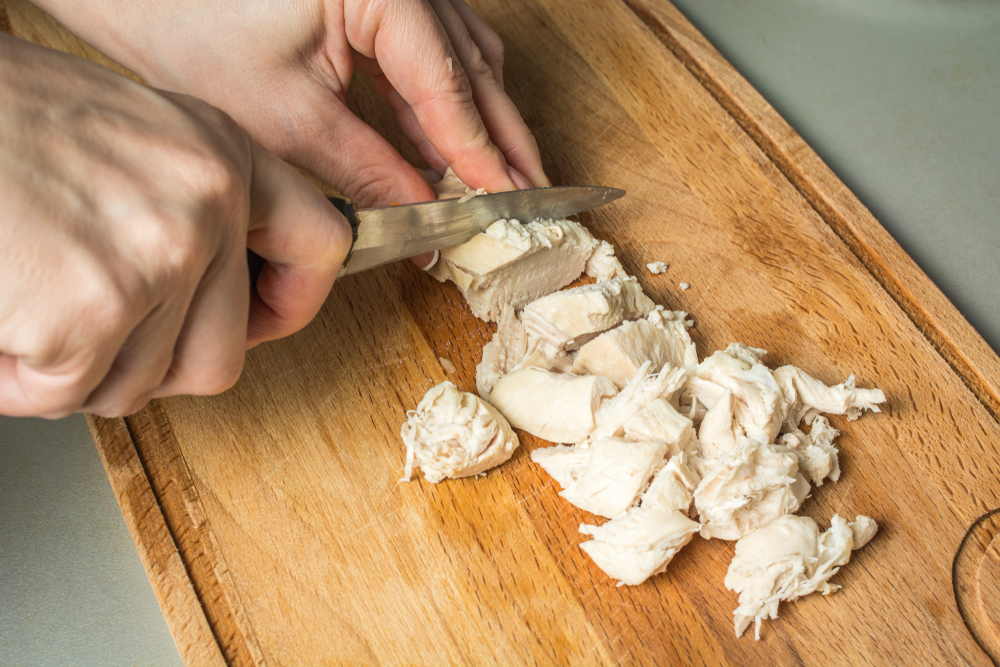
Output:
0,34,352,419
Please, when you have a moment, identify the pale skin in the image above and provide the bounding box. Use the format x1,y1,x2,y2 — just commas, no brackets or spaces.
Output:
0,0,547,419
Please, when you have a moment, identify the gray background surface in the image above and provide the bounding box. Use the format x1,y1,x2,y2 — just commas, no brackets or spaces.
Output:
1,1,997,664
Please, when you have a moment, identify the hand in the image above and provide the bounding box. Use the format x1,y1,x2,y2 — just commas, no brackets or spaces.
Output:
35,0,550,208
0,34,351,418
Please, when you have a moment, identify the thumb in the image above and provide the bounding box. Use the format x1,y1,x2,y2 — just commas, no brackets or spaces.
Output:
245,142,353,347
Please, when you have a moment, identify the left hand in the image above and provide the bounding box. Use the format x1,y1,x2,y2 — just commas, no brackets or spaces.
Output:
37,0,550,207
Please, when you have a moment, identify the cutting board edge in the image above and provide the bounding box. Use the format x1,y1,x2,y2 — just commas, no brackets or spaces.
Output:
631,0,1000,424
85,414,228,667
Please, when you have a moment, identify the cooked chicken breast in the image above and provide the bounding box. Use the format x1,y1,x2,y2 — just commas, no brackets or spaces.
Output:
521,276,655,358
589,364,688,442
573,307,697,388
400,381,519,483
694,345,786,445
694,438,811,540
531,437,668,518
579,507,700,585
697,387,739,459
724,514,877,639
431,166,487,200
489,368,618,443
623,398,698,460
777,416,841,486
429,218,626,322
476,307,530,401
640,451,701,514
773,366,886,429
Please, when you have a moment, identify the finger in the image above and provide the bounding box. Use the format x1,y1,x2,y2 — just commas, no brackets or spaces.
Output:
345,0,517,193
0,291,139,418
241,142,353,347
81,300,188,416
366,69,449,176
153,234,249,398
448,0,504,87
275,79,436,207
427,0,550,188
0,354,103,418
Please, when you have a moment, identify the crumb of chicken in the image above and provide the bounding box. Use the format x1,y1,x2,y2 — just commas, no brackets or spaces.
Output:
646,261,669,274
679,282,690,290
438,357,458,374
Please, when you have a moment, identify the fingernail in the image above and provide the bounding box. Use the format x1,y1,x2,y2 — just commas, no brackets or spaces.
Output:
416,250,440,271
506,165,532,190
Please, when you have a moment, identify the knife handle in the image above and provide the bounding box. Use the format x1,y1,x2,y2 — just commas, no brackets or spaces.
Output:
328,196,359,275
247,196,359,287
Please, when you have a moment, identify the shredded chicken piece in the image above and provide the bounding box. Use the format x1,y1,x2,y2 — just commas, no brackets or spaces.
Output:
698,387,739,459
476,307,529,401
431,166,486,200
521,276,655,358
640,451,701,514
579,507,700,585
778,416,841,486
849,515,878,549
694,438,810,540
531,437,668,518
400,381,519,483
646,261,669,274
589,364,688,442
725,514,876,639
694,345,787,445
586,240,627,281
573,307,697,388
489,368,618,443
773,366,886,429
623,398,698,459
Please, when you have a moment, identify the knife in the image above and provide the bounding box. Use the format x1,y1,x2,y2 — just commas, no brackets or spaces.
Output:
331,186,625,276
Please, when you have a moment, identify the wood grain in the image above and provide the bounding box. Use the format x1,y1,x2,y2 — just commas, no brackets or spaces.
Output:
5,0,999,664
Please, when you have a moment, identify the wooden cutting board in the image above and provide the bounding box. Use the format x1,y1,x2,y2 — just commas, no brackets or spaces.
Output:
5,0,1000,664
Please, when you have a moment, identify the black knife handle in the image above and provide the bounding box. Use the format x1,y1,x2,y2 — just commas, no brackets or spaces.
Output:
248,196,359,288
327,196,359,269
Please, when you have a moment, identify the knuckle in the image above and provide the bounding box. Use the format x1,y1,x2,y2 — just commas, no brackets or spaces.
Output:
184,148,246,213
189,353,246,397
463,43,495,81
480,29,505,71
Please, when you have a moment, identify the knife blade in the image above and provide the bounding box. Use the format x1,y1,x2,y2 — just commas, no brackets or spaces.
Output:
334,186,625,276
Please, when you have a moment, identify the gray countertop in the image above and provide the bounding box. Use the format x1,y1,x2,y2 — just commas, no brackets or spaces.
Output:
1,1,997,664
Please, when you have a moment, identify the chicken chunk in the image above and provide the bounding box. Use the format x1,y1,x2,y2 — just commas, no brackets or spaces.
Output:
640,451,701,514
579,507,700,585
694,345,787,444
694,438,811,540
623,398,698,460
531,437,668,518
573,307,697,388
489,368,618,443
476,307,530,401
428,217,623,322
400,381,519,483
778,416,841,486
773,366,886,429
521,276,655,358
724,514,877,639
586,240,628,282
431,166,487,200
697,387,739,459
589,364,688,442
